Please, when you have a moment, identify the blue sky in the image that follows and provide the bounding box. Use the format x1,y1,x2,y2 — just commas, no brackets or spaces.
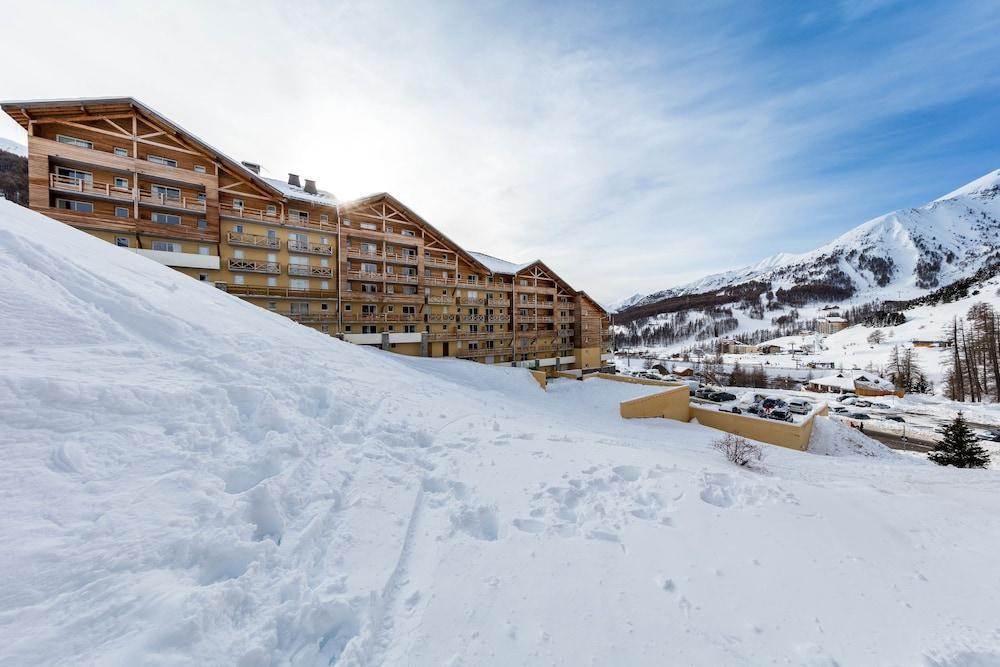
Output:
1,0,998,303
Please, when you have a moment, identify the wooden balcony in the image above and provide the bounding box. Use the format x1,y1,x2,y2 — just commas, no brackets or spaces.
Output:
343,312,387,322
424,277,455,287
288,264,334,278
286,312,338,323
346,248,382,260
347,270,383,281
427,295,455,304
486,299,510,307
460,315,486,323
228,231,280,249
225,284,338,299
139,190,206,213
228,258,280,274
459,297,486,305
384,273,419,284
535,316,555,323
383,293,423,303
50,173,134,202
385,252,419,265
423,256,454,269
384,230,422,244
288,240,334,256
220,202,283,224
487,315,510,323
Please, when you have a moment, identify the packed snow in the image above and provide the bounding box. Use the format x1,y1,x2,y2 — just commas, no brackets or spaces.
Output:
3,199,1000,665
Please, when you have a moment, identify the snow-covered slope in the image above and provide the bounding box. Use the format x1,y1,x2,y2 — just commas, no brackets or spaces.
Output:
3,200,1000,665
0,136,27,157
619,169,1000,311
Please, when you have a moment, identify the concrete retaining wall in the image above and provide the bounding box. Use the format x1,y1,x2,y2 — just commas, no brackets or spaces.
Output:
619,385,691,421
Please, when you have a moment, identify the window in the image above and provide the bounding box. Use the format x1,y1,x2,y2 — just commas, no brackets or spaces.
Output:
290,279,309,289
362,325,377,334
115,207,129,218
320,280,329,289
55,199,93,213
361,242,377,254
342,218,351,226
267,302,277,311
344,304,351,311
361,263,378,273
194,165,206,174
403,286,418,295
320,214,329,223
115,237,129,247
361,283,378,293
232,198,244,209
360,222,377,231
152,185,181,200
234,275,245,285
114,177,129,189
362,304,377,315
147,155,178,167
290,302,309,314
198,246,210,255
289,209,308,222
151,212,181,225
197,193,206,203
401,229,415,237
402,306,416,315
198,273,208,282
198,219,207,229
520,279,528,286
267,277,277,286
152,241,181,252
404,325,416,333
233,224,244,234
321,303,329,311
114,147,128,157
388,325,395,332
56,167,93,183
267,230,277,241
56,134,93,149
266,204,277,215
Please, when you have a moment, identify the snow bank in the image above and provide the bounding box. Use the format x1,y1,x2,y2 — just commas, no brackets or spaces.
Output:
808,416,904,459
2,200,1000,665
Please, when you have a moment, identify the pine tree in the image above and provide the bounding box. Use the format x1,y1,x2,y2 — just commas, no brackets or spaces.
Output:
928,412,991,468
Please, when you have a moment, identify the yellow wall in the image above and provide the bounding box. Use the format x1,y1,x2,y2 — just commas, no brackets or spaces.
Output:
573,347,603,370
530,370,548,389
619,386,691,421
688,406,821,452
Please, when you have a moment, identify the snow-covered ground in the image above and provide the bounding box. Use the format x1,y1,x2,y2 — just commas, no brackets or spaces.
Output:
4,199,1000,665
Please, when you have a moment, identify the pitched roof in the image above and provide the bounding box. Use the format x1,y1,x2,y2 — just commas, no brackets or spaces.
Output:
468,252,534,274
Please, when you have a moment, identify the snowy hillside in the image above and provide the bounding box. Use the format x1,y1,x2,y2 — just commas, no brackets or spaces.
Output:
3,199,1000,665
0,136,27,157
618,168,1000,312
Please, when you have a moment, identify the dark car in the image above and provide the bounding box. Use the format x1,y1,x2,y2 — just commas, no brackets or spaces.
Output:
767,408,794,422
883,415,905,423
709,391,737,402
718,405,741,414
832,406,850,414
850,413,871,420
837,394,857,402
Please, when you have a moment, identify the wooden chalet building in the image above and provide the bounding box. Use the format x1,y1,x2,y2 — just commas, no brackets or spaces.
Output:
1,97,612,372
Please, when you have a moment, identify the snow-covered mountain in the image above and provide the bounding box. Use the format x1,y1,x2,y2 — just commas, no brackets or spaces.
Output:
5,200,1000,664
0,137,27,157
617,169,1000,316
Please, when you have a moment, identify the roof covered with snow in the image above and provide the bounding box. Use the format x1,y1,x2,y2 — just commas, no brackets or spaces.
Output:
468,252,535,275
260,177,337,207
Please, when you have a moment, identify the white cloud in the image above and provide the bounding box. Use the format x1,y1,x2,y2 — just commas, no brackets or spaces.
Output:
1,1,998,303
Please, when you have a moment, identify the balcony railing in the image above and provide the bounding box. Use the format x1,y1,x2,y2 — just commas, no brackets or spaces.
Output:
385,252,419,265
347,270,383,281
220,203,282,224
460,315,485,323
139,190,206,212
486,299,510,307
487,315,510,323
427,314,457,322
424,256,454,269
228,258,280,274
228,231,280,249
383,292,423,303
224,284,338,299
288,264,334,278
288,240,334,256
384,273,419,284
459,297,485,305
427,295,455,304
285,312,338,323
49,174,133,201
424,277,454,287
346,248,382,260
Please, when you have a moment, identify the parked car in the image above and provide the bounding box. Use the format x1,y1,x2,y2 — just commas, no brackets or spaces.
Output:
767,408,794,422
719,405,741,414
871,403,891,410
837,393,857,402
695,387,717,399
976,430,1000,442
850,413,871,420
883,415,906,423
853,400,872,408
840,397,858,406
709,391,737,403
832,406,850,414
787,399,813,415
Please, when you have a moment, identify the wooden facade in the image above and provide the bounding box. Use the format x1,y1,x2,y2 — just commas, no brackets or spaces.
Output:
2,97,612,372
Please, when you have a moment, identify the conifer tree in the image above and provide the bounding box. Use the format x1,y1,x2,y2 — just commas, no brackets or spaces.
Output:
928,412,990,468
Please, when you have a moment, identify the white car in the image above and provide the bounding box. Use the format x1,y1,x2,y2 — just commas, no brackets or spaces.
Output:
787,399,813,415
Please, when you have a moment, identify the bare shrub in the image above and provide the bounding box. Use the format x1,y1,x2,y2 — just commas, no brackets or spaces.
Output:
712,434,763,467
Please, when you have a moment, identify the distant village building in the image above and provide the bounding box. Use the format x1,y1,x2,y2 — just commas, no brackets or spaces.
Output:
817,316,848,335
807,372,903,397
759,343,784,355
720,338,759,354
911,340,952,349
672,366,694,377
807,361,836,370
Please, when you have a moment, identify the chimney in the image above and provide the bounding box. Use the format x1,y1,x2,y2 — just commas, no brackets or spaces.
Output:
241,161,261,175
288,173,301,187
304,179,318,195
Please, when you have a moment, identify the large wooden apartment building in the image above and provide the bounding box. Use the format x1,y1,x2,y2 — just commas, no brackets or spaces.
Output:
1,97,612,372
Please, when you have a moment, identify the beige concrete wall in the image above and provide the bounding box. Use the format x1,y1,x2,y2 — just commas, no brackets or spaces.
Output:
619,386,691,421
530,370,547,389
587,372,684,388
573,347,602,371
688,406,817,451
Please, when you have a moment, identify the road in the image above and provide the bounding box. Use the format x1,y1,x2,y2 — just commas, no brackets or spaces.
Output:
861,429,934,453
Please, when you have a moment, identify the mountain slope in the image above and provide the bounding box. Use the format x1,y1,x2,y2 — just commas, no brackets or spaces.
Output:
618,169,1000,318
0,137,27,157
3,200,1000,665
